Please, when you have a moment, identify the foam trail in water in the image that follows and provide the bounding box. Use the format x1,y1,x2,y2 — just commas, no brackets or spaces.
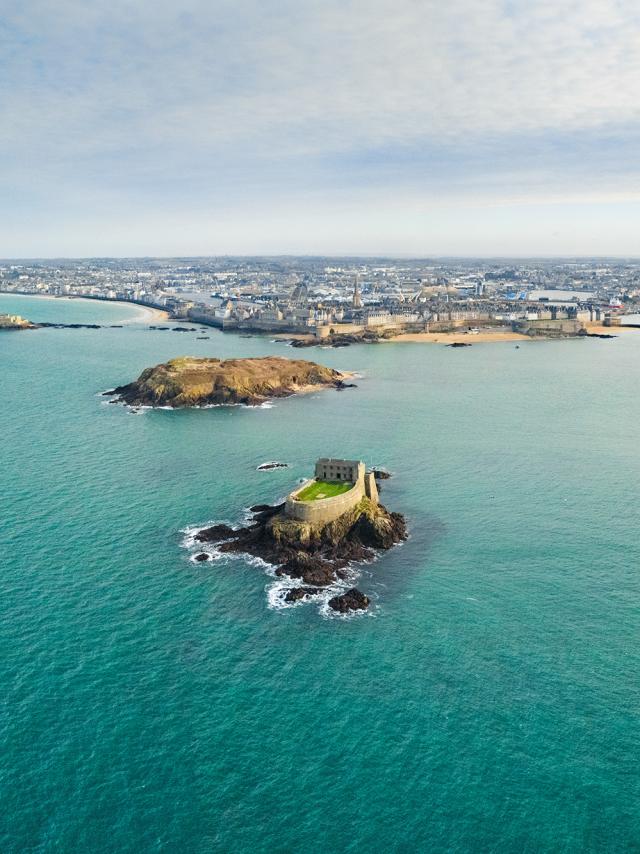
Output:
180,515,377,617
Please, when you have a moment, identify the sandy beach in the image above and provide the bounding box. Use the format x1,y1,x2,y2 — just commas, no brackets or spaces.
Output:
390,330,530,344
273,330,530,345
127,303,170,322
0,292,169,323
274,325,640,346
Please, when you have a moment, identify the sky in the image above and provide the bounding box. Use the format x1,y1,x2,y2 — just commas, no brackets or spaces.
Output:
1,0,640,257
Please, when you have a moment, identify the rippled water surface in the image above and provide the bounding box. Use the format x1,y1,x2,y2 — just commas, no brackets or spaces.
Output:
1,295,639,852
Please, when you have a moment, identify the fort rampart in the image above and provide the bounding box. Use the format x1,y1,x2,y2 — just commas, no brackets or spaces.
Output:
285,459,379,526
285,478,366,525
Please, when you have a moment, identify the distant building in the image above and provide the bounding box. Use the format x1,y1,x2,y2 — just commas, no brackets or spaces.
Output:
315,458,364,482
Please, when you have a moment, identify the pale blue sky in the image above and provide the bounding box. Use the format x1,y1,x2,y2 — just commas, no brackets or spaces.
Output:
1,0,639,256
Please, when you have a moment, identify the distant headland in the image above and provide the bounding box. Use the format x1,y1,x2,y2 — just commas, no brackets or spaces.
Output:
104,356,355,408
191,457,407,614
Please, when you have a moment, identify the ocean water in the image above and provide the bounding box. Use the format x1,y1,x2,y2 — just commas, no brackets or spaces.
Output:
1,294,639,853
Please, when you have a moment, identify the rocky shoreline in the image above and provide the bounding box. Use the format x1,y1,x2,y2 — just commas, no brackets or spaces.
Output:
289,329,397,348
192,496,407,614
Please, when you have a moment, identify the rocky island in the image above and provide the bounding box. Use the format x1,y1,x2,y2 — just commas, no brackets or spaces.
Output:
0,313,36,330
105,356,354,407
191,458,407,614
289,329,398,348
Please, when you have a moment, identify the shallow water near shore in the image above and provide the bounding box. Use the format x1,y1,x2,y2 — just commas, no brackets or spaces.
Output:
2,294,640,852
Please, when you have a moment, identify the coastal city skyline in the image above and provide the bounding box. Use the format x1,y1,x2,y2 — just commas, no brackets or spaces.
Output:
3,255,638,340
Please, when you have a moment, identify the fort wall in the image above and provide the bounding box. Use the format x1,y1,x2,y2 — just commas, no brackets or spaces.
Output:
512,318,584,336
365,472,379,503
285,458,380,526
285,478,365,525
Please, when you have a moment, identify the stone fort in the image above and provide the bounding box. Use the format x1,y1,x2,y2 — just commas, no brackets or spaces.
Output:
285,458,379,525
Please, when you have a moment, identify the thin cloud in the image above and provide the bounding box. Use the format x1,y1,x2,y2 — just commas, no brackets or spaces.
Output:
1,0,639,253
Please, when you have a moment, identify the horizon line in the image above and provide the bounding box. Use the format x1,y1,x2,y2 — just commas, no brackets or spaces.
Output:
2,254,640,262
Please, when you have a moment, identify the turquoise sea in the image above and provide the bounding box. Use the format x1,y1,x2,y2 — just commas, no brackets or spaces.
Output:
1,294,639,853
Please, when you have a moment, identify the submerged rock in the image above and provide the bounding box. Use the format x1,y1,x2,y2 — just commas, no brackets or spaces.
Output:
579,331,617,339
38,322,101,329
289,330,396,348
372,468,391,480
195,523,237,542
276,553,338,586
328,588,370,613
284,587,321,603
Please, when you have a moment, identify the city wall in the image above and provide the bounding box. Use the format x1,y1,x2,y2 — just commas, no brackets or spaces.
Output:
315,323,365,338
512,319,584,336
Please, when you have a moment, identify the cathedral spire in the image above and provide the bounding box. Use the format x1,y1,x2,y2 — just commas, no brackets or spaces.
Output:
352,274,363,309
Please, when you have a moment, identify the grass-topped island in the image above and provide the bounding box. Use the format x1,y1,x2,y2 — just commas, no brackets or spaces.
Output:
191,457,407,614
104,356,356,408
296,480,355,501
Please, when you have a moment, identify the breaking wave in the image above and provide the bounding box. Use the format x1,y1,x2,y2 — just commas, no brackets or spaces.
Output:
180,517,374,617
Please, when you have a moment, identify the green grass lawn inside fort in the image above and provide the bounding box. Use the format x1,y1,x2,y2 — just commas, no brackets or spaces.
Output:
296,480,355,501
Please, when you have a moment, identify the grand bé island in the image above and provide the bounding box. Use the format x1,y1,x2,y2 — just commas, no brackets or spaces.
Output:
191,458,407,613
105,355,355,408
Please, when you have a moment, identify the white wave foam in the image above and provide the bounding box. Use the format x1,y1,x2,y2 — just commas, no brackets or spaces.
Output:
318,589,378,620
106,397,277,413
180,511,390,618
179,519,235,549
257,461,288,471
189,550,222,564
265,576,340,611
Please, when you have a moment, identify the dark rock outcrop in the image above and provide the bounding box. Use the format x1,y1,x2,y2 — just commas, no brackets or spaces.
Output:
276,553,338,586
578,330,617,339
38,322,101,329
372,468,391,480
194,552,211,562
328,588,370,613
195,523,237,542
284,587,321,603
192,496,407,593
289,330,396,349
